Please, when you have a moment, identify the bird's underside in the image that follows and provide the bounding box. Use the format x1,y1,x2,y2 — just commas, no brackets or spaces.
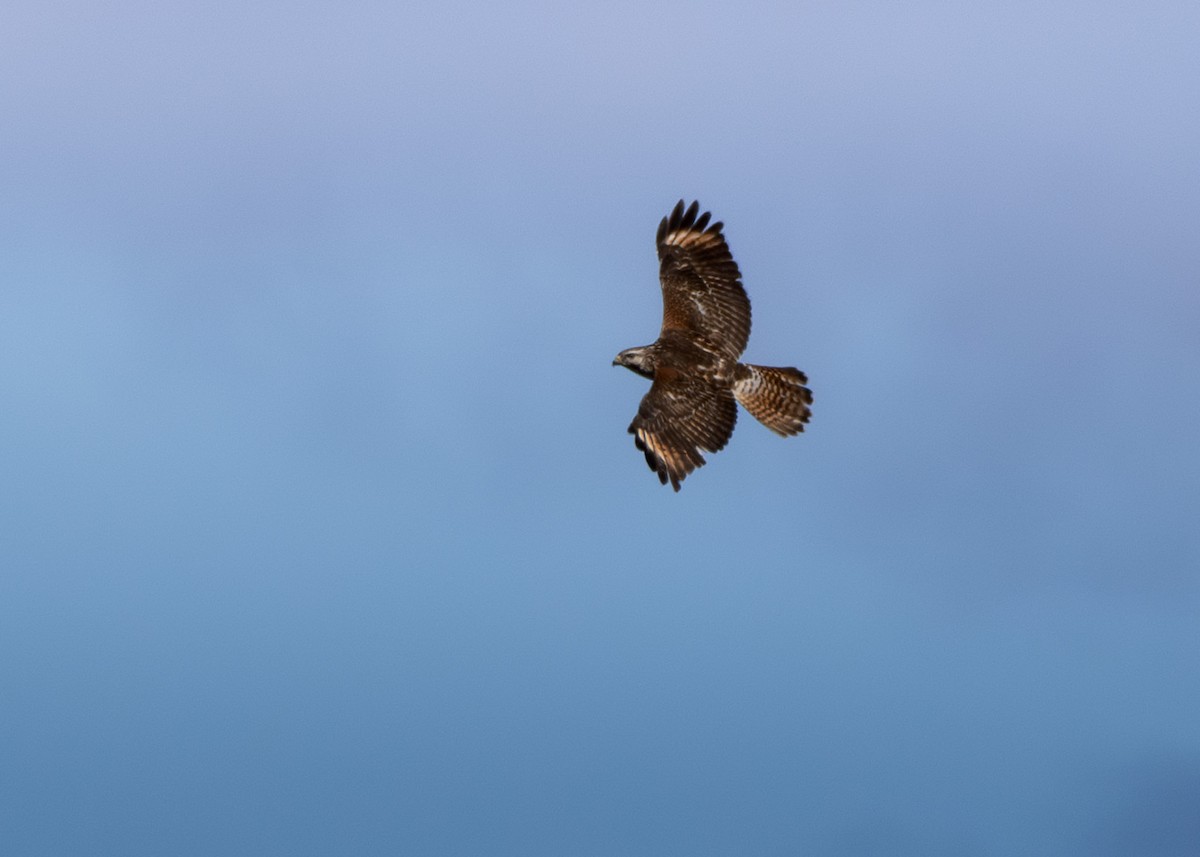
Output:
614,200,812,491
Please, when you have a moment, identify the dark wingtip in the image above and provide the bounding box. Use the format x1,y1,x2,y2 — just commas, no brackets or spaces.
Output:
683,200,699,225
661,199,722,242
658,201,686,244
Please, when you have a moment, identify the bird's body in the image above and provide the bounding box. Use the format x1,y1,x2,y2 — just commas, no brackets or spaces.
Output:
614,200,812,490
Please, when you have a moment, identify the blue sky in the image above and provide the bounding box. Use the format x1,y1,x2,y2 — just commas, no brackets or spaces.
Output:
2,2,1198,854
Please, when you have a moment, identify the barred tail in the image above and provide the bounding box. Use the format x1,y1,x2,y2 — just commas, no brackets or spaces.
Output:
732,364,813,436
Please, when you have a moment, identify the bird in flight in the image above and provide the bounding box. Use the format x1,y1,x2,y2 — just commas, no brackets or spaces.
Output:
613,200,812,491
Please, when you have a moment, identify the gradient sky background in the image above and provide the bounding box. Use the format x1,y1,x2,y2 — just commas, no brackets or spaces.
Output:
2,2,1198,855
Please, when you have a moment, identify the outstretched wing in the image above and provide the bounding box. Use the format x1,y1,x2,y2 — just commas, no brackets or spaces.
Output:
656,200,751,361
627,368,737,491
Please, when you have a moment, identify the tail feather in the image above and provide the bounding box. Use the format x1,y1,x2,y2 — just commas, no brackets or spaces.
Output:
732,364,813,436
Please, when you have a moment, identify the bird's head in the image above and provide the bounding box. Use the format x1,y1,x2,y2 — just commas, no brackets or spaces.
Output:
613,346,655,379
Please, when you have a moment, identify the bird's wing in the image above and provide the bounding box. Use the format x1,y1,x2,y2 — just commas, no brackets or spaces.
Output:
656,200,751,362
627,368,737,491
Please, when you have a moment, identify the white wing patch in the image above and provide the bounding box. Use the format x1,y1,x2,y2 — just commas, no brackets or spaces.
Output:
662,229,721,249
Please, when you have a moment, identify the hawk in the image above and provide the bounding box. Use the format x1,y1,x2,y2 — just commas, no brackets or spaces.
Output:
613,200,812,491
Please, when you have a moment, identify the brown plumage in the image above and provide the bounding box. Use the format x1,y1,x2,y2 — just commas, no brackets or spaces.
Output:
614,200,812,490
